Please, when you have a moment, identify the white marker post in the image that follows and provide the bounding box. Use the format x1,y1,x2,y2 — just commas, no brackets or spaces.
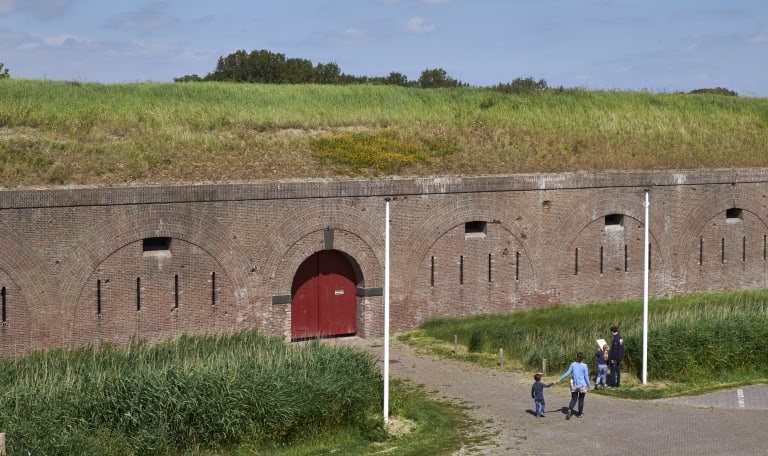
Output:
642,189,650,384
383,197,391,423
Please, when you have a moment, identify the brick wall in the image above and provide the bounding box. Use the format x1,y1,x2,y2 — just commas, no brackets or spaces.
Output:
1,169,767,356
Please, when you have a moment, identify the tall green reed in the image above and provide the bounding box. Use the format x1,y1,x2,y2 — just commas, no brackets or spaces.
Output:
0,330,383,455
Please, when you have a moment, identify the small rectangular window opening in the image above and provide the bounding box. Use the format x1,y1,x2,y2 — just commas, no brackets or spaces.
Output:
465,221,487,238
574,248,579,275
600,246,604,274
488,253,492,283
624,244,628,272
97,279,102,316
430,256,435,287
721,238,726,264
211,272,216,307
743,237,746,262
605,214,624,231
459,256,464,285
143,237,172,257
515,251,520,281
174,274,179,309
1,287,6,324
726,208,743,224
136,277,141,312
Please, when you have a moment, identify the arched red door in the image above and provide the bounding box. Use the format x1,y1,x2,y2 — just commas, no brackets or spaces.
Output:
291,250,357,340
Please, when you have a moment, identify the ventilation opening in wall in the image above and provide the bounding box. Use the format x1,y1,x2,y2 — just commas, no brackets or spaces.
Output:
726,208,743,224
143,237,172,258
465,221,487,238
605,214,624,231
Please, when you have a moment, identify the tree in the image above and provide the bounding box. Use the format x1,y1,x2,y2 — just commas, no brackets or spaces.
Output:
284,58,314,84
384,71,409,86
417,68,461,88
312,62,341,84
0,62,9,79
173,74,203,82
688,87,738,96
493,77,548,94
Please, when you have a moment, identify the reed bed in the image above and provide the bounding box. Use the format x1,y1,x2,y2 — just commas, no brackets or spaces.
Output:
1,79,767,188
418,289,768,384
0,330,383,455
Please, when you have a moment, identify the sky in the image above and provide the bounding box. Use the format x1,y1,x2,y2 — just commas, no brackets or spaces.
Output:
1,0,767,97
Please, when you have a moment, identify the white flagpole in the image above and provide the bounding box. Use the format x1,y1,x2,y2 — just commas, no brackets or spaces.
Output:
383,197,391,423
642,189,649,384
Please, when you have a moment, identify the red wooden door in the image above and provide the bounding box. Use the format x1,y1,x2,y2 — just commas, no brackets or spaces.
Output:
291,250,357,339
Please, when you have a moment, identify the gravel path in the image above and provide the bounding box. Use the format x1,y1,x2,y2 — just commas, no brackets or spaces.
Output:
336,337,768,455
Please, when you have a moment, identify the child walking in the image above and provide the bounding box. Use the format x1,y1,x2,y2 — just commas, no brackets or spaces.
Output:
531,373,554,418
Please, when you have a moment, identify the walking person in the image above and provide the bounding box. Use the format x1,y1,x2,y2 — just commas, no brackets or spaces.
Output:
531,373,554,418
595,343,609,389
557,352,591,419
608,325,625,389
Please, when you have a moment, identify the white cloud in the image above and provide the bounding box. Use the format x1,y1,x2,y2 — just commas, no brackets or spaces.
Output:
106,2,178,31
406,16,435,33
747,29,768,44
43,34,90,47
0,0,15,14
0,0,73,18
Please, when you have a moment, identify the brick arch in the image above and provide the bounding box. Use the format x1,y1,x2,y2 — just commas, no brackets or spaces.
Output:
58,205,254,334
398,194,541,298
550,192,666,275
258,201,384,296
0,228,61,349
670,186,768,266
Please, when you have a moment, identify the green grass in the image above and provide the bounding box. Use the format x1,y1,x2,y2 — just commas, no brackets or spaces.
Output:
0,330,472,455
1,79,767,188
402,289,768,400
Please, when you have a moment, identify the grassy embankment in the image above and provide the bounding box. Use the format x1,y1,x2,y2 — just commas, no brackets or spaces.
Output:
402,289,768,400
0,330,473,456
1,79,767,189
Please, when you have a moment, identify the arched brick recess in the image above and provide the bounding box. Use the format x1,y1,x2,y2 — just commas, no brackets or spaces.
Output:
671,186,768,292
58,205,254,343
258,200,384,296
670,186,768,266
551,191,666,303
0,228,60,353
398,194,541,300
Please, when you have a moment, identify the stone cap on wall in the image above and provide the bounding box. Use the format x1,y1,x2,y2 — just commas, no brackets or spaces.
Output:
2,168,768,209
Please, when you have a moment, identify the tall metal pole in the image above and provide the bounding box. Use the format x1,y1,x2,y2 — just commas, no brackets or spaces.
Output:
642,189,649,384
383,197,391,423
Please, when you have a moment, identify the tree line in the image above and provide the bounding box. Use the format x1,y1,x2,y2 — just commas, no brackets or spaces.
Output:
0,56,739,95
175,49,470,88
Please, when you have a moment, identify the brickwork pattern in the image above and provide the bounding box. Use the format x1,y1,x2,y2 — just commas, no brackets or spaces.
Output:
1,169,767,356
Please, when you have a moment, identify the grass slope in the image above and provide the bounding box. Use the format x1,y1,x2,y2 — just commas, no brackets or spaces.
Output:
1,79,767,189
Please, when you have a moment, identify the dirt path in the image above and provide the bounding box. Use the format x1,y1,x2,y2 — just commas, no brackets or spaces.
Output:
337,337,768,455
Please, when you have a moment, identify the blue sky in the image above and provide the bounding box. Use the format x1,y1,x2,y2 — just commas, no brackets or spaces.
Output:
1,0,767,96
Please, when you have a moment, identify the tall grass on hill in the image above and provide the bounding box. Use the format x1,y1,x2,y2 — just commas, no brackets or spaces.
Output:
418,289,768,384
1,79,767,188
0,330,384,455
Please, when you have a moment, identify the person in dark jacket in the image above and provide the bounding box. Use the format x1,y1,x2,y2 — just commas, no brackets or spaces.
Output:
608,326,625,389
